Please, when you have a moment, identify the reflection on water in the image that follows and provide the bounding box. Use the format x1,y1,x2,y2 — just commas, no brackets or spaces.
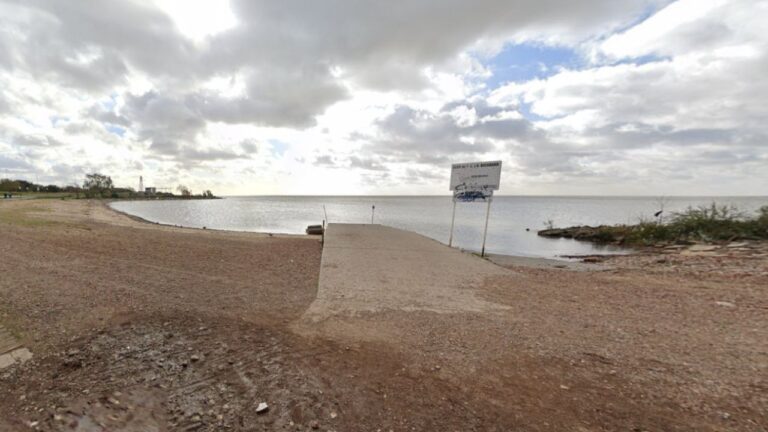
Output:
111,196,767,259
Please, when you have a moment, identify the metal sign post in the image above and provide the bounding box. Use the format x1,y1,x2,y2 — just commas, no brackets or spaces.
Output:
480,194,493,257
448,199,457,247
371,205,375,224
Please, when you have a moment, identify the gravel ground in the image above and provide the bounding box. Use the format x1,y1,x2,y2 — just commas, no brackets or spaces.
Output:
0,199,766,431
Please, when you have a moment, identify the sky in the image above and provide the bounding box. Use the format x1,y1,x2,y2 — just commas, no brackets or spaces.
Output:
0,0,765,195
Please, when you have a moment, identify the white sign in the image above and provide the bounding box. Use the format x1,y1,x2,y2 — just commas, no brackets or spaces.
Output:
447,160,502,256
449,160,502,191
453,188,491,202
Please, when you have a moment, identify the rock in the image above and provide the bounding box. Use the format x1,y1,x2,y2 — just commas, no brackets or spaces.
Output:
726,242,749,248
0,353,16,369
689,245,718,252
330,412,338,419
664,245,687,250
538,225,620,243
11,348,32,363
306,225,324,235
715,301,736,308
190,354,201,362
256,402,269,414
309,420,320,429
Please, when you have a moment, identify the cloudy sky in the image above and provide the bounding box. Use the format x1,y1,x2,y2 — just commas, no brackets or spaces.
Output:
0,0,765,195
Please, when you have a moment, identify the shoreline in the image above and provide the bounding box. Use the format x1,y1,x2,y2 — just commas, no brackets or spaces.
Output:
107,199,642,265
103,200,312,239
106,198,767,272
106,200,624,270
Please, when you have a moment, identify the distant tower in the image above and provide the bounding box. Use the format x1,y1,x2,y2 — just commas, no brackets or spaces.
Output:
139,176,144,193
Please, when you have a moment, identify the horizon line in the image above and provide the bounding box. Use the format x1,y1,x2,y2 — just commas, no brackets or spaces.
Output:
220,194,768,198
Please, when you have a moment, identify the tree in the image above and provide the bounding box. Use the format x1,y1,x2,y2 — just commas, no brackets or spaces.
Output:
0,179,21,192
83,173,114,198
176,185,191,197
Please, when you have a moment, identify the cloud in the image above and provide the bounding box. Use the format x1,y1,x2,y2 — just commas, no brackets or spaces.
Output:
597,0,756,61
0,154,33,171
0,1,198,92
10,134,64,148
0,0,763,195
369,105,489,164
179,147,241,162
240,140,260,154
189,65,348,128
314,155,336,166
349,156,387,171
483,0,768,191
216,0,664,87
366,101,538,164
121,92,206,143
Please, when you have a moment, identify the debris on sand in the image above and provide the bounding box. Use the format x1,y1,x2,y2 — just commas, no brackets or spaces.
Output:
715,301,736,308
256,402,269,414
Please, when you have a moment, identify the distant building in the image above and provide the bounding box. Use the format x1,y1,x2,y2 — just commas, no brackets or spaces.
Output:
145,187,157,194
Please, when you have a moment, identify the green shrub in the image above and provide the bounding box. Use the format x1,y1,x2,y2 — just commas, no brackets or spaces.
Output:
758,206,768,227
540,202,768,245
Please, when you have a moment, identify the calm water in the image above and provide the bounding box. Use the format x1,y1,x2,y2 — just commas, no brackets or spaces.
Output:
111,196,767,259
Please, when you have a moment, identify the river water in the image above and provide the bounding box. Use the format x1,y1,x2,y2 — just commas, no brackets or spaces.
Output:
111,196,767,259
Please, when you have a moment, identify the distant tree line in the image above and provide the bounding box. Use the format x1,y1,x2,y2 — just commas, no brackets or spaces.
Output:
0,178,76,193
1,174,217,200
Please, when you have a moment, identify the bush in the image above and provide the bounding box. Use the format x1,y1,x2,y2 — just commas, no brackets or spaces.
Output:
659,203,767,242
758,206,768,228
538,202,768,245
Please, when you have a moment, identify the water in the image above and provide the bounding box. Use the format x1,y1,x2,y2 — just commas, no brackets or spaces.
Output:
110,196,767,259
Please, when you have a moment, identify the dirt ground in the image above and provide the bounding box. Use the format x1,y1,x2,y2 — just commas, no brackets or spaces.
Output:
0,199,766,431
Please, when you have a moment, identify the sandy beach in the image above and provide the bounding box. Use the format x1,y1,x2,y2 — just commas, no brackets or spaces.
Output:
0,199,766,431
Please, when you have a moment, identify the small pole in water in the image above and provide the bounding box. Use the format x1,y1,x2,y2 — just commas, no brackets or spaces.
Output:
371,205,375,224
448,198,457,247
480,194,493,257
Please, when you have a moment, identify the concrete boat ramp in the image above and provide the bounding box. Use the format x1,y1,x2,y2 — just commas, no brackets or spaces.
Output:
300,223,511,325
0,324,32,370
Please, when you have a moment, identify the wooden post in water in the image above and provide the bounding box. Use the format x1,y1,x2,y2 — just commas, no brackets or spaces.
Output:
448,198,457,247
480,195,493,257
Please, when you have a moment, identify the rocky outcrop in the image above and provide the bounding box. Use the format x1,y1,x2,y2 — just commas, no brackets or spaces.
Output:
538,226,620,243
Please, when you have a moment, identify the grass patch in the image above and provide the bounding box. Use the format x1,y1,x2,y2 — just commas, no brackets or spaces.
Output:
540,203,768,246
0,205,57,227
13,192,78,199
